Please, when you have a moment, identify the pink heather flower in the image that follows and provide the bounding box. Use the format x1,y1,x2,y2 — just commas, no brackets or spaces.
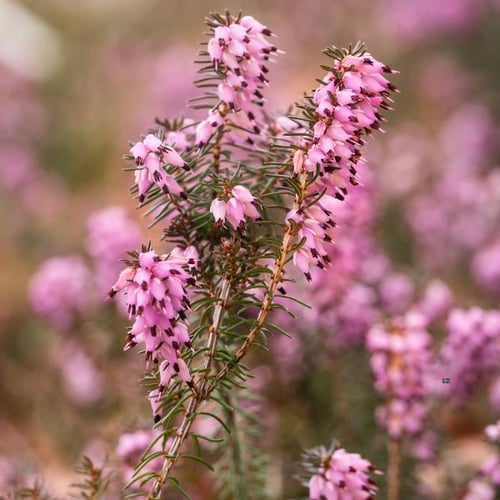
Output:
378,0,484,46
110,247,198,407
302,52,395,181
378,272,414,315
367,312,432,439
376,399,428,440
472,238,500,295
410,431,437,462
481,456,500,487
485,422,500,443
287,194,339,280
130,133,186,203
289,49,396,280
399,103,497,274
196,14,279,147
165,122,196,151
303,443,381,499
58,340,103,406
210,185,260,229
415,279,454,322
148,388,163,422
464,421,500,499
463,479,495,500
195,110,224,146
406,172,498,271
433,307,500,406
29,255,92,330
210,199,227,223
86,206,142,294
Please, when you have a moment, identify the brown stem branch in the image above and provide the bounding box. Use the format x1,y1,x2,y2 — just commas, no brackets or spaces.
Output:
387,439,400,500
207,170,308,393
147,277,231,499
147,167,308,498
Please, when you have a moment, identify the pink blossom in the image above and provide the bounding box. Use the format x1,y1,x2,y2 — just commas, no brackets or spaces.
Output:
210,199,227,223
378,272,414,314
464,421,500,499
116,428,164,485
289,49,396,279
367,312,432,439
304,444,381,499
58,340,103,406
415,279,454,321
198,14,280,147
433,307,500,406
472,238,500,295
29,256,92,330
86,206,142,295
209,185,260,229
485,422,500,443
130,133,186,202
378,0,485,46
110,246,198,403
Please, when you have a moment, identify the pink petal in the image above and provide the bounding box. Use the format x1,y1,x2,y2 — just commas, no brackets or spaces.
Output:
210,199,227,222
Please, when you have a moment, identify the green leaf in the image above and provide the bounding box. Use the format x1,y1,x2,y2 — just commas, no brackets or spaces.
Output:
166,477,190,499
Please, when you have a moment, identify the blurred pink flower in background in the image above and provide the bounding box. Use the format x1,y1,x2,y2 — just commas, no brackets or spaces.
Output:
367,311,432,439
472,238,500,296
57,340,103,406
116,429,163,486
415,279,454,322
415,54,473,109
464,421,500,499
29,255,92,331
86,206,142,295
0,65,67,220
378,0,487,45
433,308,500,406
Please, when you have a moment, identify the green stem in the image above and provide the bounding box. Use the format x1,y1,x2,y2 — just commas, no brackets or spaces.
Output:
222,391,248,500
146,278,231,500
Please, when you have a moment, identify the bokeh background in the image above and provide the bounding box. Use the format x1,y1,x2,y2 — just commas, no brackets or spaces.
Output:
2,0,500,498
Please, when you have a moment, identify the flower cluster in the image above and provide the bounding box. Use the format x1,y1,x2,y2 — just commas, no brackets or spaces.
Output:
130,133,187,203
29,255,91,330
394,103,500,272
109,246,198,417
297,51,395,187
435,307,500,406
463,421,500,500
303,443,381,499
289,47,396,279
196,14,278,146
366,311,432,439
86,206,142,294
210,184,260,229
287,195,337,281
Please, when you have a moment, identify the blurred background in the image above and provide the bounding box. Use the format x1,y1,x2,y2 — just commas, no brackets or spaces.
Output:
2,0,500,497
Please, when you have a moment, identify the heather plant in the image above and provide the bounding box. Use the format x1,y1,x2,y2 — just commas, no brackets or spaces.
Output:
105,10,396,499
